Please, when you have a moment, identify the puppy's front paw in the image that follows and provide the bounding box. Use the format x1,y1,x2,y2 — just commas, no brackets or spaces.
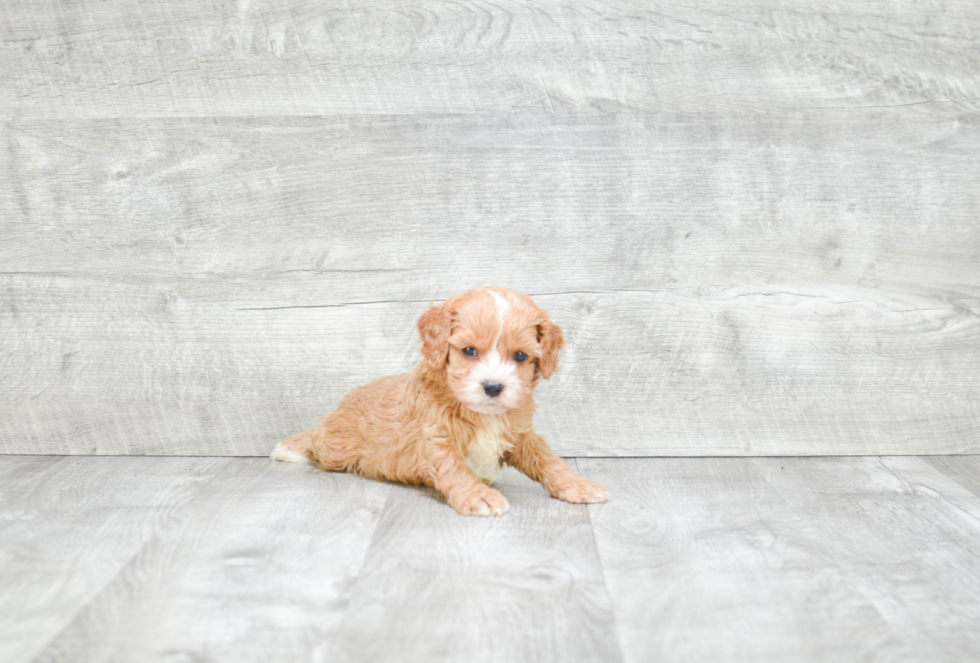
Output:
449,485,510,517
554,477,611,504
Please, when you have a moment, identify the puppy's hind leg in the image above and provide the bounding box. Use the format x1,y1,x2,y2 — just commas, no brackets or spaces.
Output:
271,431,315,465
273,420,361,474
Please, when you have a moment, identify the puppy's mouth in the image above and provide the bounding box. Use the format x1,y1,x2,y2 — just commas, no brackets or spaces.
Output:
466,402,510,416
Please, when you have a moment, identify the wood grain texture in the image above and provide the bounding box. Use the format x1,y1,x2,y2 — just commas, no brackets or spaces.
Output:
29,458,390,663
3,112,979,455
330,464,621,663
5,114,980,283
0,454,64,495
881,455,980,522
6,455,980,661
1,0,978,118
3,1,980,457
923,456,980,499
0,456,229,663
773,456,980,660
581,456,980,662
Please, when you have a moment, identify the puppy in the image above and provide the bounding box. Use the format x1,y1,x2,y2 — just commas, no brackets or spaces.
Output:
272,287,610,516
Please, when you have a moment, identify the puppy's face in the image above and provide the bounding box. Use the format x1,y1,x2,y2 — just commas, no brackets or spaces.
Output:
418,288,564,415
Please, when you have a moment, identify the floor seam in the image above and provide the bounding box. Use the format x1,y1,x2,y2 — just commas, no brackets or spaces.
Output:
571,457,627,663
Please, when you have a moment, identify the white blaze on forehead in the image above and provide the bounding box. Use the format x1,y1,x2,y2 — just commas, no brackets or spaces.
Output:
487,289,511,362
461,291,524,414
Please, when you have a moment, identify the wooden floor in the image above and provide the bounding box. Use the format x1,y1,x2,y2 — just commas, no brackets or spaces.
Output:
2,456,980,662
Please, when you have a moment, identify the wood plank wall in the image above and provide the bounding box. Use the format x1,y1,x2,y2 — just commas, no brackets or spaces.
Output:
2,1,979,455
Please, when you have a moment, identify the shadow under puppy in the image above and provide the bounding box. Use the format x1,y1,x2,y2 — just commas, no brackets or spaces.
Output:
272,287,610,516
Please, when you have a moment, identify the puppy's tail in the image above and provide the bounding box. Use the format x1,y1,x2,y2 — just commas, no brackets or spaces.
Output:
271,431,316,465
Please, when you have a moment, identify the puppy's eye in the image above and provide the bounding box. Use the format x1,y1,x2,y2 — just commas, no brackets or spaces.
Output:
514,351,528,363
462,347,478,357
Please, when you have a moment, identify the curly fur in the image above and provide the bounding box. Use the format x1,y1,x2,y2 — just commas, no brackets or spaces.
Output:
272,287,610,516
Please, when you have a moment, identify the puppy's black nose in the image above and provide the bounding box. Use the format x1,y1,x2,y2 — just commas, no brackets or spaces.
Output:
483,382,504,398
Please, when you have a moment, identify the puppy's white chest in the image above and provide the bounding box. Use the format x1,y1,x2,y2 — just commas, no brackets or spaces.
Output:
466,418,513,483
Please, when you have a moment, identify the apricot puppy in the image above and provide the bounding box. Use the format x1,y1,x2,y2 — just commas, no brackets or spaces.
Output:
272,287,610,516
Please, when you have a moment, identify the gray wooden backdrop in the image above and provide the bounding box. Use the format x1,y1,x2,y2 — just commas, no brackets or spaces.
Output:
2,1,979,456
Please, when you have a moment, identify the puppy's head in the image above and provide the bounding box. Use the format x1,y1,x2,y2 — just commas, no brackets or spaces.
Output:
418,287,564,415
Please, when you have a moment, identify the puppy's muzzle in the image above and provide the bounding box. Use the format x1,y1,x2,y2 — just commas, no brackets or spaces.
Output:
483,382,504,397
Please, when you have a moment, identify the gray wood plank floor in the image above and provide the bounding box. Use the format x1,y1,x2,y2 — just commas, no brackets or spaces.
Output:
3,456,980,662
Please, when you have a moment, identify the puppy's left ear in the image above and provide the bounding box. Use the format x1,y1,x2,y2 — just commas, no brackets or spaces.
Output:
536,317,565,380
418,302,453,369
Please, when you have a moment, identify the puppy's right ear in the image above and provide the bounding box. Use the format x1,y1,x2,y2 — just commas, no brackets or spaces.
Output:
418,302,453,369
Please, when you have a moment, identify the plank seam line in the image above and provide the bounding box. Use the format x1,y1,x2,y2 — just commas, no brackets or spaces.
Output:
327,481,399,638
570,457,626,663
233,289,671,311
236,298,432,311
803,97,980,109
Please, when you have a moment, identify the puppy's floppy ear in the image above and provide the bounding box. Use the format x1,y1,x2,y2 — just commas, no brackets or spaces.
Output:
418,302,453,369
536,317,564,380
